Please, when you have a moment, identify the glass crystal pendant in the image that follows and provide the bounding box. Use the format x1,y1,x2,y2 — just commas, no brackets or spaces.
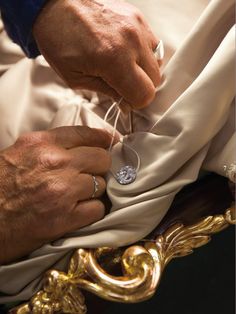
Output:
116,165,137,185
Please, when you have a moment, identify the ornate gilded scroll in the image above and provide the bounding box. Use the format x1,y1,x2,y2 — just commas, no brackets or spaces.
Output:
10,205,235,314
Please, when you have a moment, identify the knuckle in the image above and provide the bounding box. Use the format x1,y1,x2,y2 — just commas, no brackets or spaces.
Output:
96,177,106,194
121,23,141,46
38,150,65,169
99,177,106,189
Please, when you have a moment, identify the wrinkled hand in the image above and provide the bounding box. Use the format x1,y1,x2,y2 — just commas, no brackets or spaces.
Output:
33,0,161,110
0,126,114,264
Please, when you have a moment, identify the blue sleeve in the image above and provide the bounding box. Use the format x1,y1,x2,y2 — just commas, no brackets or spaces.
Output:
0,0,47,58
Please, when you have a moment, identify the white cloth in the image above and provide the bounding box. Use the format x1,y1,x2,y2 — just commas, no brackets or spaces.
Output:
0,0,235,302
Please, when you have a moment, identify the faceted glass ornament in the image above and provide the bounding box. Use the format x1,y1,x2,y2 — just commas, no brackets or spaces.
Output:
116,165,137,185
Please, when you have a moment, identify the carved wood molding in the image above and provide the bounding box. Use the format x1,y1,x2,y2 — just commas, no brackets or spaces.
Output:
10,205,235,314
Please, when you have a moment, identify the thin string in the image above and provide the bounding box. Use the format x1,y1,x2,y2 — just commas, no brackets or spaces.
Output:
109,107,121,151
104,97,141,178
103,40,164,182
104,101,118,123
149,115,159,132
122,141,141,172
129,110,133,134
104,97,123,151
103,90,161,177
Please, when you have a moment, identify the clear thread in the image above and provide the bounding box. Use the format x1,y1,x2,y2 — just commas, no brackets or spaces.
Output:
104,98,141,183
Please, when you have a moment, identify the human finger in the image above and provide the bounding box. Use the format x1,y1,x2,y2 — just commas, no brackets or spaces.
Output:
68,75,121,100
68,199,105,231
70,173,106,201
68,75,135,115
104,61,156,109
68,146,112,175
45,126,117,149
138,46,161,88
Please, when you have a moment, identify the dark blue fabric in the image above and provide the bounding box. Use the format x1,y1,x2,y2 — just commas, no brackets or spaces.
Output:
0,0,47,58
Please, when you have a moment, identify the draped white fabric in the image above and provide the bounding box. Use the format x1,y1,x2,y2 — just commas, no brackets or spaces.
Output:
0,0,235,302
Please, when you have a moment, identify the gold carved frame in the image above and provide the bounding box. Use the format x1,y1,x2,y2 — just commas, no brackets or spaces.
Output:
10,175,235,314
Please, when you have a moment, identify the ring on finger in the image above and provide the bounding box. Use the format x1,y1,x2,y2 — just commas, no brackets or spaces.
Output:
91,175,99,198
153,40,164,60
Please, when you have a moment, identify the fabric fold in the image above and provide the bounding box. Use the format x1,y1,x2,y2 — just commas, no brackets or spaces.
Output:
0,0,235,303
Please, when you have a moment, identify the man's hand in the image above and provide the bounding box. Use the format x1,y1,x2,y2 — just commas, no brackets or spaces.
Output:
0,126,114,264
33,0,161,109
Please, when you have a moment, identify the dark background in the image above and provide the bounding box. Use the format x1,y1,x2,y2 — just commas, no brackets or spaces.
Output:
88,226,235,314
